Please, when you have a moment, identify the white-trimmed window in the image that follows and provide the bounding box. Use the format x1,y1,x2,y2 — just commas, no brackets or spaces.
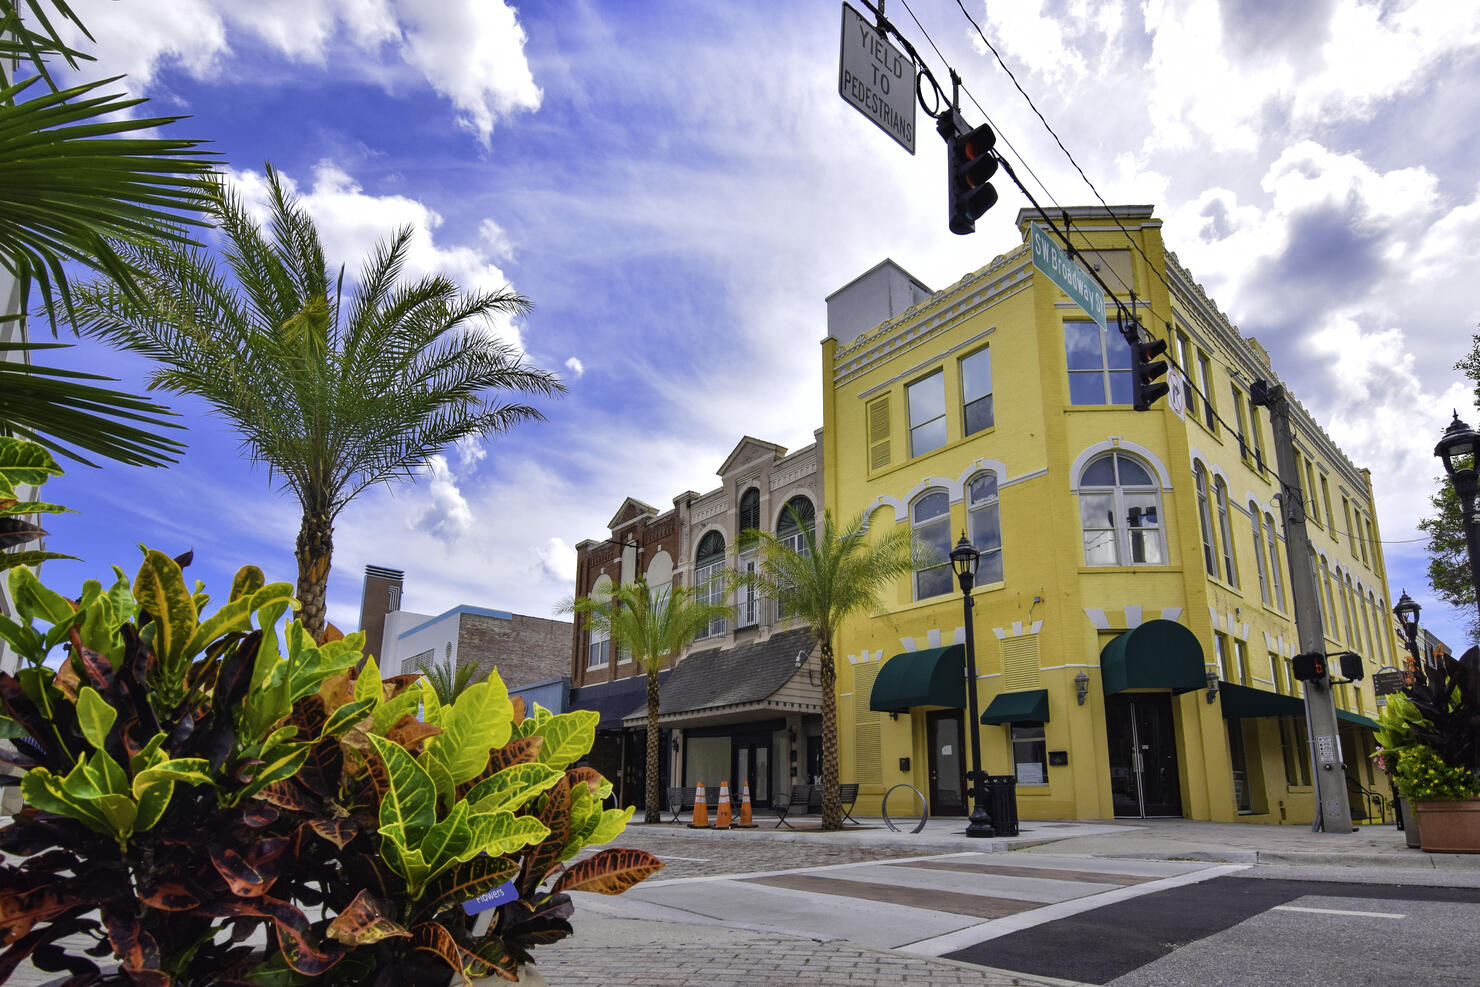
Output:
736,488,761,627
1065,320,1132,405
586,575,612,668
960,347,994,436
1011,724,1047,786
695,531,727,638
907,370,947,457
1079,453,1165,566
912,489,954,599
1249,502,1269,605
967,472,1003,584
1264,514,1285,610
1214,476,1238,588
1195,464,1218,578
775,496,814,620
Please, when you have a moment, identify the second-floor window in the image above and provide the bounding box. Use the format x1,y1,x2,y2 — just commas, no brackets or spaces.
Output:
695,531,727,638
912,489,954,599
1065,320,1131,405
1079,452,1165,566
960,347,994,436
967,472,1003,584
1195,464,1218,578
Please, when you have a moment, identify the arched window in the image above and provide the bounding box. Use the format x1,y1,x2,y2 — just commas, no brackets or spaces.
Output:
736,489,761,627
1249,502,1269,605
967,472,1003,584
738,488,760,541
1376,595,1390,663
1358,584,1375,660
1080,453,1165,566
776,496,815,555
1264,514,1285,611
695,531,727,638
586,574,612,668
1194,464,1218,577
1213,477,1238,587
912,489,953,599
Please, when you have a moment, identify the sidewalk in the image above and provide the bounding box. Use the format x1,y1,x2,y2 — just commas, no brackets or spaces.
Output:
623,813,1480,872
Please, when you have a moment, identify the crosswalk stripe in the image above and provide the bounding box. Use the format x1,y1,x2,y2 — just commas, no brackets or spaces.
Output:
885,859,1156,885
1272,905,1405,919
742,873,1039,919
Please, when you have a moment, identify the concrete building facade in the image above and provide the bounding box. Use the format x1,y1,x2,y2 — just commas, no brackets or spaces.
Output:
821,205,1402,826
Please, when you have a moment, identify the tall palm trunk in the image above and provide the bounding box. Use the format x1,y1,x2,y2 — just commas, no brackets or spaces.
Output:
819,639,842,830
645,669,662,824
295,508,333,641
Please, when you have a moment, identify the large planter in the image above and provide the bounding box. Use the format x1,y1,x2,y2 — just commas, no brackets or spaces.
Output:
1398,797,1422,849
1415,798,1480,853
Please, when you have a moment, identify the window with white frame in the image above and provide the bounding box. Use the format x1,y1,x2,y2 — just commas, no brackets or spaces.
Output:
774,496,814,620
1065,320,1132,405
907,370,947,457
1214,476,1238,588
912,489,954,599
1011,724,1047,785
736,488,761,627
960,347,994,436
586,575,613,668
1249,502,1269,605
1264,514,1285,611
1078,453,1165,566
695,531,727,638
966,472,1003,584
1195,464,1218,578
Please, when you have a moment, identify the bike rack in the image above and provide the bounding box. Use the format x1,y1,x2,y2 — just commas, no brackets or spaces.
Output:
882,783,929,833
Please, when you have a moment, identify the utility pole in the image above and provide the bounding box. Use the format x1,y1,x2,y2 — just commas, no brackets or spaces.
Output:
1252,381,1353,834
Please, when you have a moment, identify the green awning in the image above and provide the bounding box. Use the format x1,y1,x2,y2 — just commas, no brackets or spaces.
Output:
1337,709,1380,730
1219,683,1305,720
1100,619,1206,695
980,688,1050,724
869,645,964,712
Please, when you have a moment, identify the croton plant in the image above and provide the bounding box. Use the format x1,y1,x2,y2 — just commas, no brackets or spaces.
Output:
0,546,661,985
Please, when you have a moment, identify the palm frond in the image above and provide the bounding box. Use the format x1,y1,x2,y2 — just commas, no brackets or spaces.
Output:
0,1,92,92
562,579,732,676
0,339,184,466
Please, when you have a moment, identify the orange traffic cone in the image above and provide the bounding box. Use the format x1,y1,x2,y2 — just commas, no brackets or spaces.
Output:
688,782,710,828
735,781,757,828
715,780,732,829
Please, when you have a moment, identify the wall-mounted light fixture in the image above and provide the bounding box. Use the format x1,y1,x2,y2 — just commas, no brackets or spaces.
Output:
788,726,797,743
671,737,680,753
1074,671,1090,706
1205,670,1220,704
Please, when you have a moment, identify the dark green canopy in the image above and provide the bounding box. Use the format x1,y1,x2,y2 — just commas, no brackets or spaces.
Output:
1219,682,1305,720
1337,709,1380,730
1100,619,1205,695
980,689,1050,724
869,645,964,712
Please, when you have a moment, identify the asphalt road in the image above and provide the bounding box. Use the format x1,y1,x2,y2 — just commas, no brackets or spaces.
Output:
946,876,1480,985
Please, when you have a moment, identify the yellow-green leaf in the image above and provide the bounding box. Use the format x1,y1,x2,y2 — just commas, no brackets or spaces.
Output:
96,793,138,836
230,565,266,603
182,595,254,661
468,809,549,857
465,762,564,814
10,566,76,627
427,677,513,790
532,710,599,769
132,548,198,674
76,686,117,750
369,734,437,843
586,806,635,847
22,769,112,835
132,758,213,798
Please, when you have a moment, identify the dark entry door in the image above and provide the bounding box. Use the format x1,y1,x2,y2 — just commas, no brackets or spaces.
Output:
1106,694,1182,817
733,742,772,808
926,710,967,816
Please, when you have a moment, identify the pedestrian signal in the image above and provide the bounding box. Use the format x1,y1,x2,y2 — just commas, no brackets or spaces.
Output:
1292,652,1326,681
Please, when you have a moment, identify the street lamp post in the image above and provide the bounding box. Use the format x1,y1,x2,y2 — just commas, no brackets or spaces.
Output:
1394,590,1422,680
1435,413,1480,627
950,533,994,838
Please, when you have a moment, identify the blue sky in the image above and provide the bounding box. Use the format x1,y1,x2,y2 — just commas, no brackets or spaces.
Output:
34,0,1480,653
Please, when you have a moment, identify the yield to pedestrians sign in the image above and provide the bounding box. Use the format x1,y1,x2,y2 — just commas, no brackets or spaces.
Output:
838,3,916,153
1031,225,1106,330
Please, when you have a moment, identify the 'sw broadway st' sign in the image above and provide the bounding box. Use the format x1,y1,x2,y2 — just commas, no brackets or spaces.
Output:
1030,225,1107,331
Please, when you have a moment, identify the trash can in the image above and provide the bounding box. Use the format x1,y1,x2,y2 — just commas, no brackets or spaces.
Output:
984,775,1019,837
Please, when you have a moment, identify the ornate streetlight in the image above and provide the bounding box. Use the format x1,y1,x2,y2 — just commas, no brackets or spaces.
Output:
1435,413,1480,626
1393,591,1422,681
949,533,994,838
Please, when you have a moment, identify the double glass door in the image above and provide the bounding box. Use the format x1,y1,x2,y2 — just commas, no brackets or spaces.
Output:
1106,694,1182,817
733,742,770,807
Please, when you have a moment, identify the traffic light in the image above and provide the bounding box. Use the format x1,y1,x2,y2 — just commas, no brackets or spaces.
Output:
939,112,999,235
1292,652,1326,681
1339,652,1365,681
1131,335,1170,411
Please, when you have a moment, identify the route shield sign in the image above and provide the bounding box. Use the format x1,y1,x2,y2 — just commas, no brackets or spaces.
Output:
839,3,916,154
1030,225,1107,330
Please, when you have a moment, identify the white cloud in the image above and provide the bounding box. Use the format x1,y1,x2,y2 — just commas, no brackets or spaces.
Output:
71,0,539,142
538,538,577,585
414,454,474,541
227,163,526,349
564,357,584,378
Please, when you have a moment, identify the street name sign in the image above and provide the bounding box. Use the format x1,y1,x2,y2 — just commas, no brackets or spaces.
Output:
838,3,916,154
1030,225,1107,330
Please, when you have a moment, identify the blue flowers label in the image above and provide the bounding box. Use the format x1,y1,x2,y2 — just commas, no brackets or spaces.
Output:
463,880,520,915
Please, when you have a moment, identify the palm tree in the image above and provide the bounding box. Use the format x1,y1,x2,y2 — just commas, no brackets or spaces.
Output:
737,508,923,830
0,0,212,466
415,652,479,705
562,578,732,823
72,166,564,637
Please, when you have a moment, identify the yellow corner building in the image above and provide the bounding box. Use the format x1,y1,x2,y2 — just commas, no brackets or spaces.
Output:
821,205,1402,826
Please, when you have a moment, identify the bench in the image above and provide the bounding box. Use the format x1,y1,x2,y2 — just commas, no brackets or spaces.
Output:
665,786,719,823
775,783,862,827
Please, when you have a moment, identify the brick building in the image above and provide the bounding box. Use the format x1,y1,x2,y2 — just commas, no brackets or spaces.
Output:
568,435,825,810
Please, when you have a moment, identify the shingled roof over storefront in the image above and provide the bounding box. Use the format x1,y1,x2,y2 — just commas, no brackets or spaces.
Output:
620,627,817,722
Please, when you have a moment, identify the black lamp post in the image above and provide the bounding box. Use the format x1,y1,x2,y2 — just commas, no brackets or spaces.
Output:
950,533,994,838
1394,590,1421,667
1435,413,1480,627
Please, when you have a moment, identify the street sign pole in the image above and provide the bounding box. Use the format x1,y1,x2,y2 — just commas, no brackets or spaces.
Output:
1256,381,1353,835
